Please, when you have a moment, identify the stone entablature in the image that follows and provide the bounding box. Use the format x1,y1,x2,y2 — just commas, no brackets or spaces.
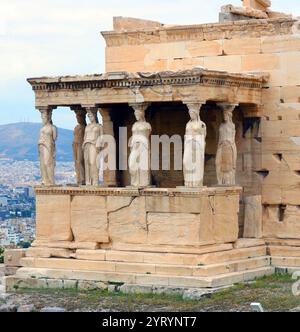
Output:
27,68,265,107
28,69,264,91
101,18,296,47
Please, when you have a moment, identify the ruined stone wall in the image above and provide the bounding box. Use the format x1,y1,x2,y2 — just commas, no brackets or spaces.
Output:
104,17,300,240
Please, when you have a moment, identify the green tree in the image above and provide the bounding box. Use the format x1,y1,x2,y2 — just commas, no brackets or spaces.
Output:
0,247,4,264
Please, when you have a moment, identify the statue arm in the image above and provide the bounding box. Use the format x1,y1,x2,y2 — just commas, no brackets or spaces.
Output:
52,126,58,142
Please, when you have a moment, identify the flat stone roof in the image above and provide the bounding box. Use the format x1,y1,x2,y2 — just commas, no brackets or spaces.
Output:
27,68,267,86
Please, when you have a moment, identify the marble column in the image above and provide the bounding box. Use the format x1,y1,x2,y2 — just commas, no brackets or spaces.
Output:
183,102,207,188
82,106,103,186
38,106,57,186
216,103,238,186
128,103,152,187
71,106,86,185
99,107,117,187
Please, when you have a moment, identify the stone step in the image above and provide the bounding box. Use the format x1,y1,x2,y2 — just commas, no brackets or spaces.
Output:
27,246,267,266
12,266,275,289
271,256,300,267
268,246,300,258
20,256,271,278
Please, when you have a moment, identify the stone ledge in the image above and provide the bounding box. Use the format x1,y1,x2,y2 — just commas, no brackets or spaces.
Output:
101,18,296,46
3,266,275,291
34,185,243,197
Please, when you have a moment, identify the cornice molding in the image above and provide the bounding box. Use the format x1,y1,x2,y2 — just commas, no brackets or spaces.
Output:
101,18,296,47
27,69,264,93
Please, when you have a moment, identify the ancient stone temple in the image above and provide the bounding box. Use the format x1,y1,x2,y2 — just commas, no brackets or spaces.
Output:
4,0,300,292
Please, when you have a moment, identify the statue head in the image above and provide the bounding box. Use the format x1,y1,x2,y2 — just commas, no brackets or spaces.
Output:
223,109,233,123
40,109,52,126
134,108,145,122
87,110,98,124
186,103,202,122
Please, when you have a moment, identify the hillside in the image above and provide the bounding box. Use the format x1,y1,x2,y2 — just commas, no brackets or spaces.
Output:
0,123,73,161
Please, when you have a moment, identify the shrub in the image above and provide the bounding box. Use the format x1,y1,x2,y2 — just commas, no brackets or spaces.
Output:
0,247,4,264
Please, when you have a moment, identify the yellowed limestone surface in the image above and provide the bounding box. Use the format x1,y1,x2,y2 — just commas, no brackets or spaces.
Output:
33,187,241,250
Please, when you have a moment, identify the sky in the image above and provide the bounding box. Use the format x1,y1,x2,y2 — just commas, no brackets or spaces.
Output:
0,0,299,130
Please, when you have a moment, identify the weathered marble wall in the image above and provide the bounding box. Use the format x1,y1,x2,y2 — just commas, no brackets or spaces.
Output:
103,17,300,240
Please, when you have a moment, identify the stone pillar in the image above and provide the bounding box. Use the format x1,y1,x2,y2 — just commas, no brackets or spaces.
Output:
99,107,117,187
71,106,86,185
216,103,238,186
37,106,57,186
182,102,207,188
128,103,152,187
82,105,103,186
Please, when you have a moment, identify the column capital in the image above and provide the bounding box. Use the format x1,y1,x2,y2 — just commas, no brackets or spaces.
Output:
184,101,206,113
81,105,98,112
129,102,151,113
36,106,56,113
217,103,239,113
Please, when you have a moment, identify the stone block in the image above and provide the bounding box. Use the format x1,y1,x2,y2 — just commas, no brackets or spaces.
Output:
75,249,106,261
155,265,193,277
233,238,265,248
46,279,63,289
223,38,261,55
119,284,153,294
147,213,202,246
203,55,242,72
106,45,149,64
263,205,300,239
213,213,239,243
243,195,263,238
21,257,116,273
261,35,300,53
145,196,204,213
135,275,169,287
271,256,300,267
36,195,72,242
187,40,223,57
268,245,300,258
109,197,147,244
71,196,109,243
280,87,300,103
26,247,72,259
144,41,189,62
106,250,144,263
63,279,78,289
4,249,26,267
242,54,280,71
196,246,266,265
115,262,156,274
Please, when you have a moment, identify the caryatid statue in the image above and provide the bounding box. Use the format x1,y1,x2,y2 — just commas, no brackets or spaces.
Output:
128,103,152,187
72,108,86,185
216,103,238,186
82,107,103,186
183,103,207,188
38,107,57,186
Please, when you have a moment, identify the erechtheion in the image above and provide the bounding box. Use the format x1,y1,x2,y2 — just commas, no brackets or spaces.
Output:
4,0,300,292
